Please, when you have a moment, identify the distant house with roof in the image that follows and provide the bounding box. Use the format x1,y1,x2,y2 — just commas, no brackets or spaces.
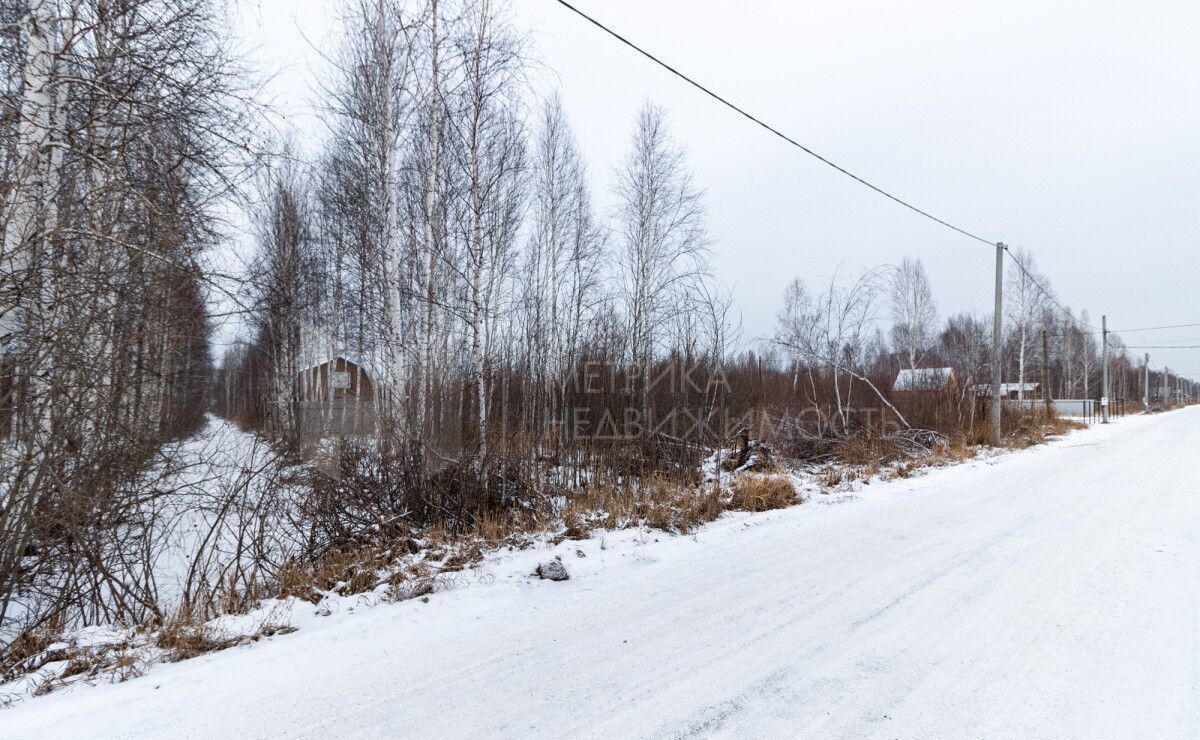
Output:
291,321,383,439
893,367,959,398
973,381,1042,400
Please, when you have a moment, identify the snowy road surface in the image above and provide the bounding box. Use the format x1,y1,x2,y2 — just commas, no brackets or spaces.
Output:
7,408,1200,739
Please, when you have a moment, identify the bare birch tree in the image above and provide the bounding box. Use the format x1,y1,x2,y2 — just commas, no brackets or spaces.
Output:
524,90,604,443
1004,247,1051,400
775,266,907,434
614,102,708,392
447,0,525,464
889,256,937,372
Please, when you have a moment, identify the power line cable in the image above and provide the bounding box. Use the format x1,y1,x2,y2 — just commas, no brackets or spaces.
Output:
1124,345,1200,350
553,0,997,247
555,1,1099,331
554,0,1167,343
1054,321,1200,337
1000,245,1094,330
1112,322,1200,334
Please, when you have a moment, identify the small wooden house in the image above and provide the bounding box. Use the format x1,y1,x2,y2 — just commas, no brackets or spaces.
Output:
296,357,374,401
294,357,376,437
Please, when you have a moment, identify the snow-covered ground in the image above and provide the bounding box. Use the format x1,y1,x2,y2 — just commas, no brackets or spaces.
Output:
0,415,285,651
145,416,286,607
6,407,1199,739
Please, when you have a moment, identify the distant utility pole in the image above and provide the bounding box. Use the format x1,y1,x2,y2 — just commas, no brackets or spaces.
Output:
991,243,1005,445
1042,330,1052,417
1143,353,1150,409
1101,315,1110,423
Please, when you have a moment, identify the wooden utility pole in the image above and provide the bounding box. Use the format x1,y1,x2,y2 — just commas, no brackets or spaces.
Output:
1042,330,1052,417
991,243,1005,445
1101,315,1110,423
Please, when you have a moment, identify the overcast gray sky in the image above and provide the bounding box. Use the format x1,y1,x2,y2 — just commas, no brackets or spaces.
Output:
234,0,1200,376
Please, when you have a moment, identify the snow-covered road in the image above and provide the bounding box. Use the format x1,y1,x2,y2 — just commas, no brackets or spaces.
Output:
7,408,1200,739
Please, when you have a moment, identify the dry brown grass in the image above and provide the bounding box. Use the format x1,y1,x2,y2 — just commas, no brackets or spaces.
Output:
441,543,484,572
884,436,977,480
886,461,918,480
275,544,412,603
728,474,798,512
941,436,977,462
54,646,146,687
836,435,902,466
1004,413,1085,448
559,483,626,537
557,471,803,538
470,509,540,546
383,571,439,602
2,622,154,700
12,613,298,695
819,466,861,488
640,476,724,532
1,625,60,681
153,608,299,664
559,477,726,537
155,610,238,662
274,560,324,603
272,531,487,609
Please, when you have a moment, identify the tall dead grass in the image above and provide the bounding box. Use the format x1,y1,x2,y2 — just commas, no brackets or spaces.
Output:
560,478,723,537
557,472,799,539
156,610,238,662
728,475,798,512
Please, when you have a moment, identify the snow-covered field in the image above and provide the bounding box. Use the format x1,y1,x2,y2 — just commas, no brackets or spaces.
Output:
6,407,1199,739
